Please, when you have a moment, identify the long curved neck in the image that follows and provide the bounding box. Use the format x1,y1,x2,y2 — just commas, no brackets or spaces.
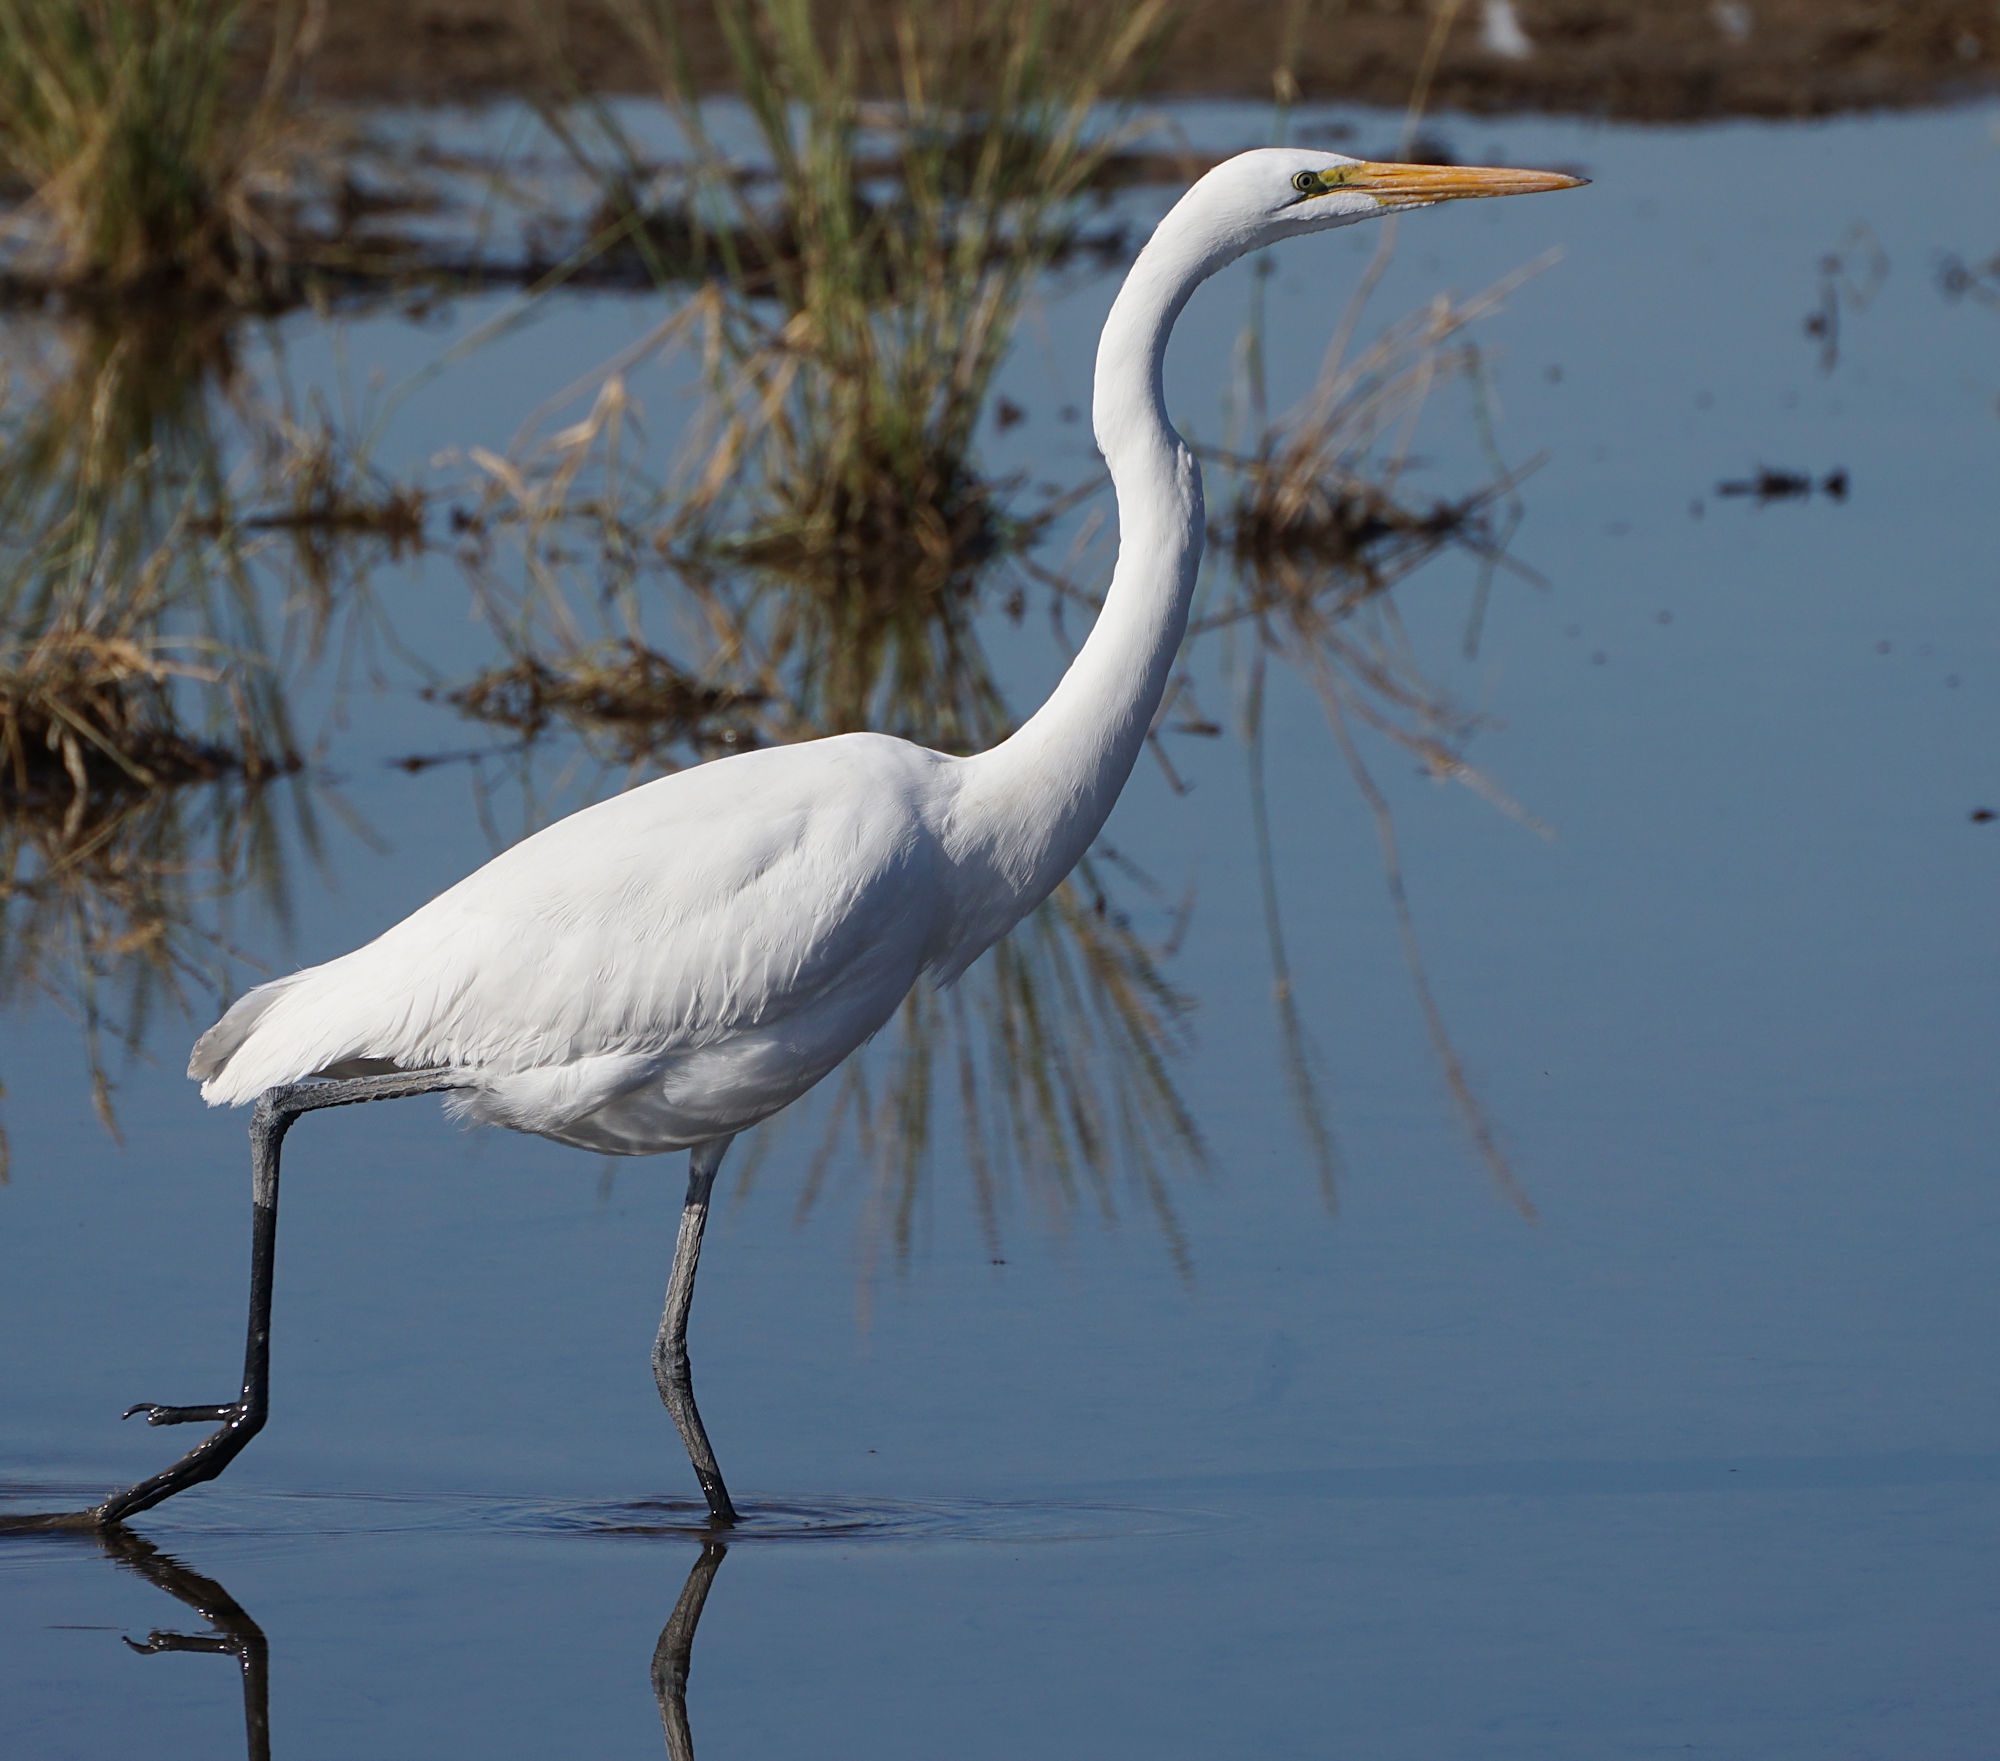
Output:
949,217,1221,948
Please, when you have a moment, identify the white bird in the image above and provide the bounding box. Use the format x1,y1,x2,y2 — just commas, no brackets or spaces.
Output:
1481,0,1536,61
89,148,1582,1531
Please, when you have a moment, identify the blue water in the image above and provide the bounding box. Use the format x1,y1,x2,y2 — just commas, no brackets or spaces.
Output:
3,102,1997,1756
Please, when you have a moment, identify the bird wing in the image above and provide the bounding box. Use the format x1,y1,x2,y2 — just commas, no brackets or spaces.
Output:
193,735,949,1107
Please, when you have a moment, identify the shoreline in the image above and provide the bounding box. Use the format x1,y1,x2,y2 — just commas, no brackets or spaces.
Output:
292,1,2000,122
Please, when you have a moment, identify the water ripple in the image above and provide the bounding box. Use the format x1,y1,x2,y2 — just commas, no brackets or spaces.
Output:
0,1482,1201,1555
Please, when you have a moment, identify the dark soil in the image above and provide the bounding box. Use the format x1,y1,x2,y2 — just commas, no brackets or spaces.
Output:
293,0,2000,120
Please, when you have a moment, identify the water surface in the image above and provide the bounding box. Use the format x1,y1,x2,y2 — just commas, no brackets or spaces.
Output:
3,102,1997,1757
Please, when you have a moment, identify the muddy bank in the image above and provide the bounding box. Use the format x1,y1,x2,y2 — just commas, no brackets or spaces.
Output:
296,0,2000,120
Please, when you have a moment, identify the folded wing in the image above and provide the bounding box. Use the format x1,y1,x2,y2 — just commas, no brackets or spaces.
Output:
193,736,949,1133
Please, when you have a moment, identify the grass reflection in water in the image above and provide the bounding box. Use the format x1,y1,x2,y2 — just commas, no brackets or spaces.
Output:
0,308,412,1154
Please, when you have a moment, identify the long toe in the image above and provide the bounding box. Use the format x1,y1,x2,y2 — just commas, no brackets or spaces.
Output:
122,1402,243,1427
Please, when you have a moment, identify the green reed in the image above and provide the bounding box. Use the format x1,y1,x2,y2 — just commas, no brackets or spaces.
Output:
0,0,318,297
543,0,1170,737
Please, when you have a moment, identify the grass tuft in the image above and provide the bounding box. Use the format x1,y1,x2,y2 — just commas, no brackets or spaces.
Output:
0,0,322,299
522,0,1170,734
444,642,761,761
0,619,290,820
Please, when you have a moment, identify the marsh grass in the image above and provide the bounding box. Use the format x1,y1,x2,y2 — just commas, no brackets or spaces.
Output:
0,738,299,1159
1197,269,1553,1214
0,312,340,1147
515,0,1170,732
1205,272,1550,823
449,356,1019,754
1218,276,1541,594
0,0,326,300
0,314,284,721
0,298,431,660
213,394,429,639
464,0,1175,749
0,617,280,813
240,420,425,547
0,578,305,1152
443,641,762,763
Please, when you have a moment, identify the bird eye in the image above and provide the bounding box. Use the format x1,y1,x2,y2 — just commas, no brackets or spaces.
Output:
1292,170,1319,194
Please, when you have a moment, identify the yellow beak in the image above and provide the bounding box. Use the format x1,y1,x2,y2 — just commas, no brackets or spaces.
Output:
1318,161,1587,209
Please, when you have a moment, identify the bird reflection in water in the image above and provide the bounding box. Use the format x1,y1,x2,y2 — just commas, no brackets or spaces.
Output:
96,1525,272,1761
652,1543,729,1761
10,1524,729,1761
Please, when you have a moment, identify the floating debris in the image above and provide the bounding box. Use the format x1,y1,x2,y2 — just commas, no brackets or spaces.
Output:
1715,466,1848,503
1937,252,2000,312
1802,224,1888,371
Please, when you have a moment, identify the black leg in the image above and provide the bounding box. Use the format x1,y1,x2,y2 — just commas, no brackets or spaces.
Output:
93,1070,467,1528
651,1542,727,1761
652,1137,739,1526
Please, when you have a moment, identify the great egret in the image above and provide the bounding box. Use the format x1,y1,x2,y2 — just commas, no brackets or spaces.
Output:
89,149,1582,1530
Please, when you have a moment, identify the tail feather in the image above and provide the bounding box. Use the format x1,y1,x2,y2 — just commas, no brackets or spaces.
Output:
189,974,307,1085
190,964,380,1105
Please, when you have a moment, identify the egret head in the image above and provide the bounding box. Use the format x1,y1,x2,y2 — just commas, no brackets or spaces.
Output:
1096,146,1584,454
1159,147,1585,273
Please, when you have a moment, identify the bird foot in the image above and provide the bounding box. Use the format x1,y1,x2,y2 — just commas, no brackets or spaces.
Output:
122,1401,243,1427
124,1629,234,1657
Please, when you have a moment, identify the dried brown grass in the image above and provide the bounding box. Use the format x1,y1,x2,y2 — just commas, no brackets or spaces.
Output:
0,0,328,300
